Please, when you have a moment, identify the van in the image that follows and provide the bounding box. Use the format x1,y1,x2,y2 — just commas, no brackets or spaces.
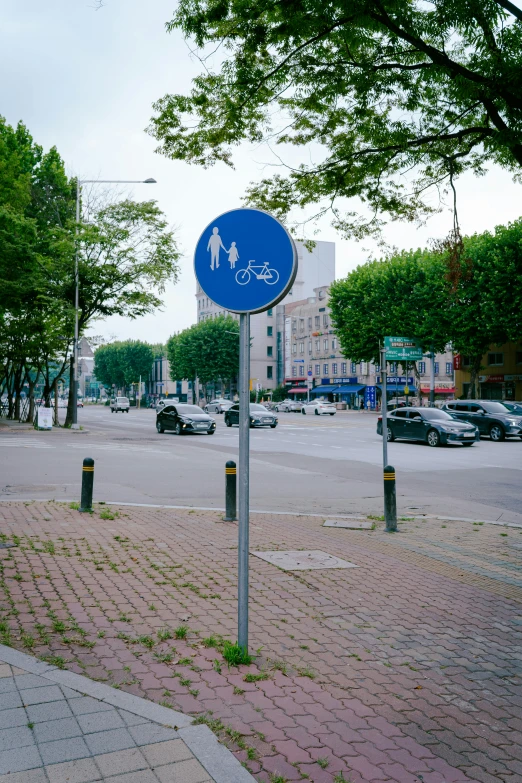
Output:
111,396,130,413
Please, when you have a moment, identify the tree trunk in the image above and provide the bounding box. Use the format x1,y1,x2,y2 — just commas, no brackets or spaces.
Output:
65,356,75,427
466,356,482,399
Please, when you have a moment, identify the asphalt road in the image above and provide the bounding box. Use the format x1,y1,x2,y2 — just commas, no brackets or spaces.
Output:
1,406,521,522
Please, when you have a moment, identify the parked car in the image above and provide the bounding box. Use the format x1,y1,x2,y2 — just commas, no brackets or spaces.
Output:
442,400,522,441
501,401,522,416
204,399,234,414
156,404,216,435
77,400,84,408
302,400,336,416
377,407,479,447
276,400,303,412
111,396,130,413
224,403,278,428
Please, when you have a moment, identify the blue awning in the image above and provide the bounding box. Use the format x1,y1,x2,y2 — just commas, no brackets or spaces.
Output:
336,384,366,395
310,385,338,396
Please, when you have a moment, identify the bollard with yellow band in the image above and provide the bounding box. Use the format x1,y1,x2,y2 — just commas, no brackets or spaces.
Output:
384,464,397,532
224,460,237,521
79,457,94,513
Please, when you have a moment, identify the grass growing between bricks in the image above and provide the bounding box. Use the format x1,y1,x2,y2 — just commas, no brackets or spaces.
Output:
0,502,520,783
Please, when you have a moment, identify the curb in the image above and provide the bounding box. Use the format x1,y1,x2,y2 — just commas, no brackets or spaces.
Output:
0,644,255,783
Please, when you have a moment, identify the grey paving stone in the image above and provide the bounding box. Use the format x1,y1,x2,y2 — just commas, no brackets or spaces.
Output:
128,723,178,746
117,709,149,727
84,727,135,756
0,743,42,774
33,716,82,744
140,740,192,767
0,678,16,694
68,697,114,717
0,768,47,782
39,736,91,766
93,747,148,777
0,649,56,677
0,708,27,730
21,685,63,706
26,700,74,723
46,756,102,783
179,724,256,783
60,686,84,699
0,692,22,710
105,771,158,783
77,709,125,734
99,691,191,728
155,758,212,782
0,665,12,679
0,725,35,752
15,673,52,690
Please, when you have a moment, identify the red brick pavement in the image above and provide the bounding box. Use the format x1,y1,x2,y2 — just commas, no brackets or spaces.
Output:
0,502,521,783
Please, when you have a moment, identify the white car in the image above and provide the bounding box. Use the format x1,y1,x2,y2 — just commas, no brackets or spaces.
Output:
111,396,130,413
302,400,336,416
204,399,234,414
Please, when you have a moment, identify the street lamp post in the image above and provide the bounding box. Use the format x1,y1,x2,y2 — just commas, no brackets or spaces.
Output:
71,177,156,428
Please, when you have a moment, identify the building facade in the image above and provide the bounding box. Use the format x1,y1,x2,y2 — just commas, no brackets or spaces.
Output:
196,240,335,392
454,342,522,400
279,288,456,407
149,356,192,402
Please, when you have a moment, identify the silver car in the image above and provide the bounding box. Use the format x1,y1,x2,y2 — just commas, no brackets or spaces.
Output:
302,400,336,416
204,398,234,414
276,399,303,412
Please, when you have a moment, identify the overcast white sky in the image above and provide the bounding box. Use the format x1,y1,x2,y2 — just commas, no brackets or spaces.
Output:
2,0,522,345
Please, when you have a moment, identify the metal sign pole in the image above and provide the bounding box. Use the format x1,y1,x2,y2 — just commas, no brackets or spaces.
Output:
381,349,388,468
238,312,250,653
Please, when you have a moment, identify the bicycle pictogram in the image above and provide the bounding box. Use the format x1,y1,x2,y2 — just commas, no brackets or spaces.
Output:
235,260,280,286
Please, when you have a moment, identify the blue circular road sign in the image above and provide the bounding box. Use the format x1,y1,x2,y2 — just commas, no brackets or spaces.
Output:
194,208,297,314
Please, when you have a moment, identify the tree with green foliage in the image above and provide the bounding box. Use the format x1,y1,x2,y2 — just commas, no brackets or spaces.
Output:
330,219,522,397
150,0,522,238
167,316,240,400
94,341,154,393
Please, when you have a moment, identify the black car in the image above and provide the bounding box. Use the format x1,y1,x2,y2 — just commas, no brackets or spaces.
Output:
156,404,216,435
442,400,522,441
377,407,479,447
224,403,278,428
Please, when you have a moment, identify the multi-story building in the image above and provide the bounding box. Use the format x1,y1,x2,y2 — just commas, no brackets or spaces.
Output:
149,355,192,402
279,288,456,407
454,342,522,400
196,240,335,393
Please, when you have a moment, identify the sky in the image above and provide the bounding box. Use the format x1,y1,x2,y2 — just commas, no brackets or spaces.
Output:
2,0,522,345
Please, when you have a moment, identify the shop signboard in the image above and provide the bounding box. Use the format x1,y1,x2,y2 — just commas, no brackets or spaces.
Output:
332,377,358,384
37,407,52,430
364,385,377,410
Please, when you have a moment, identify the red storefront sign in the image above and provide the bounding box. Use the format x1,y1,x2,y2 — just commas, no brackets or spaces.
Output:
453,354,462,370
484,375,504,383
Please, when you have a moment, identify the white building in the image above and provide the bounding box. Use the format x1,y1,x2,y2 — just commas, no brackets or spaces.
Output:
196,240,335,391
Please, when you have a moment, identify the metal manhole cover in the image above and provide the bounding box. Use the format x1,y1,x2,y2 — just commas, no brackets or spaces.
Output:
251,549,358,571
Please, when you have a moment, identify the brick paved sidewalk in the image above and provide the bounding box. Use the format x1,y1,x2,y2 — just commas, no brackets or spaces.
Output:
1,502,521,783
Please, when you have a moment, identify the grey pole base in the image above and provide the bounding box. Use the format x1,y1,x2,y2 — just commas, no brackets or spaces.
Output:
0,543,16,549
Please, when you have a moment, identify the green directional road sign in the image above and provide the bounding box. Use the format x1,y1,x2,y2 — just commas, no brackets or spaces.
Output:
384,336,424,361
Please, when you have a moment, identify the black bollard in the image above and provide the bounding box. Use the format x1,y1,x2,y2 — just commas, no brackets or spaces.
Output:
79,457,94,513
224,460,237,521
384,465,397,532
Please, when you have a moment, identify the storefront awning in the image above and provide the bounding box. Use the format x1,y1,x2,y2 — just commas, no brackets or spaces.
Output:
310,385,338,396
287,387,308,394
336,384,366,394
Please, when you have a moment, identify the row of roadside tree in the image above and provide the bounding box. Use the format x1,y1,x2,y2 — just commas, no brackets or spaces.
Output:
0,116,180,425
